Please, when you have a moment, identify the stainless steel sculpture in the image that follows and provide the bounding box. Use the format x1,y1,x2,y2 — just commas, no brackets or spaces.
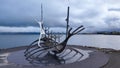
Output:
24,5,85,65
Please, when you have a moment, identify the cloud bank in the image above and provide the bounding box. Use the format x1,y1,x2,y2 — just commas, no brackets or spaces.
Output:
0,26,39,32
0,0,120,32
0,26,67,33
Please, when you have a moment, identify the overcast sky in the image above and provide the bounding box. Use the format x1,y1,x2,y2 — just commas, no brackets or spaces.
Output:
0,0,120,32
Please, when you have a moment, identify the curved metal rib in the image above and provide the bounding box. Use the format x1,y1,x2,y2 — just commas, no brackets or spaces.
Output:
25,47,50,60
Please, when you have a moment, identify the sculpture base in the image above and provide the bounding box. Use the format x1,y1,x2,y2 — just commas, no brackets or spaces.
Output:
0,45,110,68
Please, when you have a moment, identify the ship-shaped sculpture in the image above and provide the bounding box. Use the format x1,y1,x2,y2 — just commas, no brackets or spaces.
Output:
24,4,85,65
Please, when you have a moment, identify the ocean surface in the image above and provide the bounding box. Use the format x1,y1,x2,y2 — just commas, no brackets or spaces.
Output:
0,34,120,50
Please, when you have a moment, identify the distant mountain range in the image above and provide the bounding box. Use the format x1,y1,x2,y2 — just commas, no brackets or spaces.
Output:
0,30,120,35
0,32,40,35
0,32,66,35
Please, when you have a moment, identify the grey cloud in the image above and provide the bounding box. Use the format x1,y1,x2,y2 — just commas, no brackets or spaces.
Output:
105,17,120,28
0,0,120,32
108,8,120,11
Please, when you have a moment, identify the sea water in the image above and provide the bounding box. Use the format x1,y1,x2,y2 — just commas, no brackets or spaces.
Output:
0,34,39,48
0,34,120,50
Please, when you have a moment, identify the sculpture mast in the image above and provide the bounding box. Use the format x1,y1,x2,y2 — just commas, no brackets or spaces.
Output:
37,4,45,47
66,6,70,38
41,4,44,28
65,0,70,38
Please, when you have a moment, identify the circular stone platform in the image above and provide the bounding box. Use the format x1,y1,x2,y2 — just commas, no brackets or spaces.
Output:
7,46,109,68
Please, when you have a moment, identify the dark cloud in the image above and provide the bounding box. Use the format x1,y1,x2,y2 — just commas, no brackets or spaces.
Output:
104,17,120,28
0,0,120,32
108,8,120,11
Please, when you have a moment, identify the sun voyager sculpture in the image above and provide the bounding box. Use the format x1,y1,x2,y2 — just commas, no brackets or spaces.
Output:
24,4,85,66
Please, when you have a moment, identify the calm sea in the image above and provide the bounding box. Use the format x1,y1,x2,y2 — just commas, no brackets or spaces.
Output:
0,34,120,50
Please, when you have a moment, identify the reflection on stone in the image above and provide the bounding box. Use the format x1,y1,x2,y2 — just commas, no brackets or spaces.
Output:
0,53,9,66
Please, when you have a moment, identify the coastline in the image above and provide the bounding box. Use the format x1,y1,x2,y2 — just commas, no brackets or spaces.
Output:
0,45,119,68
